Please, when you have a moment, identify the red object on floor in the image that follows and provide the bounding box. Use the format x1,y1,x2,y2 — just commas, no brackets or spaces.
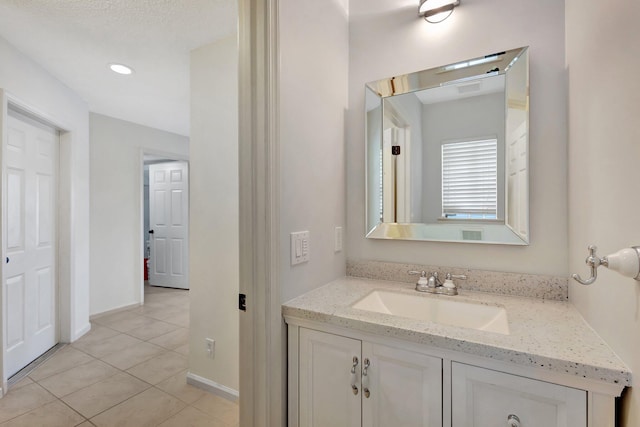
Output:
144,258,149,280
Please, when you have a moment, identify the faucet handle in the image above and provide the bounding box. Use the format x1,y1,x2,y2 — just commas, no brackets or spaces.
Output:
445,273,467,280
408,270,427,277
408,270,431,291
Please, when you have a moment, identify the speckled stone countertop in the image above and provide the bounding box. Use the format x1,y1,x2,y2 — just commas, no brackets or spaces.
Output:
282,277,631,386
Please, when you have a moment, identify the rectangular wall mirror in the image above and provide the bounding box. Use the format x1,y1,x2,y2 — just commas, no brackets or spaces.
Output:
365,46,529,245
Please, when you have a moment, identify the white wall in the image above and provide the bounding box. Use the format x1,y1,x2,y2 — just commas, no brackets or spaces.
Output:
89,113,188,315
0,35,90,343
279,0,349,302
189,36,239,392
347,0,567,275
566,0,640,424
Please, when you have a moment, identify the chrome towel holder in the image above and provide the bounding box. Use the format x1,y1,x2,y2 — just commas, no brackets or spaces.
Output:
572,245,640,285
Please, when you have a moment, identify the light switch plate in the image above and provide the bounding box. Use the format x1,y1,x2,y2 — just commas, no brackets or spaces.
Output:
291,231,310,266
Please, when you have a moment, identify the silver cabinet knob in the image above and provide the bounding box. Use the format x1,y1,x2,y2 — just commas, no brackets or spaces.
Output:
507,414,521,427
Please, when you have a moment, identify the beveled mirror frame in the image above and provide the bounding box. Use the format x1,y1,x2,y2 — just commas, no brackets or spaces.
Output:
365,46,529,245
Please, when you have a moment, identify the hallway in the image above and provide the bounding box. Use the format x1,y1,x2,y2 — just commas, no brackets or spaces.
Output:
0,286,238,426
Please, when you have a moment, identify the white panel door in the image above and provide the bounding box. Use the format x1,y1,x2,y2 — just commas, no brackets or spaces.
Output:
362,342,442,427
452,362,587,427
3,109,58,378
299,328,361,427
149,161,189,289
506,121,528,238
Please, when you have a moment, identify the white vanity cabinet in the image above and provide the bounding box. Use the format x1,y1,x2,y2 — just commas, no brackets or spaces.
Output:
284,279,629,427
451,363,586,427
288,323,614,427
297,328,443,427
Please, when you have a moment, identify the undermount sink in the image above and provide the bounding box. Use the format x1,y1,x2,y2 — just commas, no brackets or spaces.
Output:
351,290,510,335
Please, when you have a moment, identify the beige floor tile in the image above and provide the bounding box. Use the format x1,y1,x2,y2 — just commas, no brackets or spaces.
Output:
163,313,189,328
191,394,239,425
155,370,206,404
9,376,33,390
38,360,119,398
143,306,187,321
72,333,143,359
76,422,95,426
126,320,180,341
173,343,189,356
126,351,188,385
89,387,186,427
62,372,150,418
0,383,57,423
148,328,189,350
157,406,227,427
0,400,85,427
72,324,120,347
91,310,140,327
29,346,95,381
100,342,166,370
106,315,159,333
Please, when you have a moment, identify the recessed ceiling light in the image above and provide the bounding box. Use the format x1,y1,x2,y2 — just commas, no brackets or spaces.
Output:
109,63,134,75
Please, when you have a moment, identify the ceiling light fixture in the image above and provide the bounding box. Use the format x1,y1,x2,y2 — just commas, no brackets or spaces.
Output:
108,63,134,75
419,0,460,23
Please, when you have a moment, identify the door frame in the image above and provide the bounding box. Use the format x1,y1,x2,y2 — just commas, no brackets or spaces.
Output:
0,90,74,395
137,148,189,304
238,0,283,425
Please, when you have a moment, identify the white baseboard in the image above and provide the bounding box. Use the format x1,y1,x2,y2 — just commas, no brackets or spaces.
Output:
72,323,92,342
186,372,239,402
89,302,142,321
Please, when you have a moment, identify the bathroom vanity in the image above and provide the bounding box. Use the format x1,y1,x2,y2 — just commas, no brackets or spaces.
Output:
283,277,630,427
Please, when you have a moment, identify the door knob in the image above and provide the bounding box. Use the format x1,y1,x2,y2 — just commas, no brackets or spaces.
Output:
148,229,154,234
5,257,8,264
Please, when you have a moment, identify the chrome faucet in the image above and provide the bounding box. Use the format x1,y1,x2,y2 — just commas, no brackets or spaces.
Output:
408,271,466,296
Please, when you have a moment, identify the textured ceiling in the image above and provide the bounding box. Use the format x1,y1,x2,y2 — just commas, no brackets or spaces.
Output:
0,0,237,136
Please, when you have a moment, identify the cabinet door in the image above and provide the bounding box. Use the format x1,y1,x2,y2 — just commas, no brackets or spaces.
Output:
362,342,442,427
299,328,362,427
452,363,587,427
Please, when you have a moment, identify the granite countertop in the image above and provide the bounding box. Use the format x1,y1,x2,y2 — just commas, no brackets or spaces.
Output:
282,277,631,386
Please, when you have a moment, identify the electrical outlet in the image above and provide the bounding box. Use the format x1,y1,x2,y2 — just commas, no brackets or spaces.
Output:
335,226,343,252
205,338,215,359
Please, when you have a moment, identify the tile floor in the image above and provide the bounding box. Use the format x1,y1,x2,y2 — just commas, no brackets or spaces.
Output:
0,285,239,427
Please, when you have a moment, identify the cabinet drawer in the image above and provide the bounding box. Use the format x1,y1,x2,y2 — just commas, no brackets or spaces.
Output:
452,362,587,427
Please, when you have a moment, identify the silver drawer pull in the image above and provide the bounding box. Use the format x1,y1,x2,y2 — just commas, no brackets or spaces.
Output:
350,356,359,395
507,414,521,427
362,358,370,398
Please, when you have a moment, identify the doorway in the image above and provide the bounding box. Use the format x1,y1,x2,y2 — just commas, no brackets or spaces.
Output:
141,153,190,298
2,106,60,379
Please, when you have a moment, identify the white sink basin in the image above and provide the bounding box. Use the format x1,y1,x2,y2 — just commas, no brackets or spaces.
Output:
351,290,510,335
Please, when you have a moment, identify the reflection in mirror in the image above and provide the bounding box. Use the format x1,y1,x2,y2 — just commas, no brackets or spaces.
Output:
365,47,529,245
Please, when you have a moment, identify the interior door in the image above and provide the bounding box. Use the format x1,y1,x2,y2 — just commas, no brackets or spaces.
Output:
3,108,58,378
506,121,528,238
148,161,189,289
